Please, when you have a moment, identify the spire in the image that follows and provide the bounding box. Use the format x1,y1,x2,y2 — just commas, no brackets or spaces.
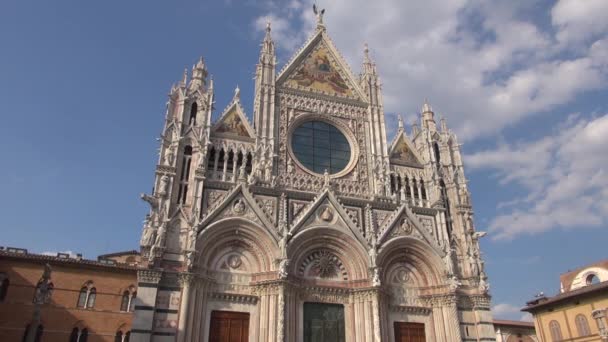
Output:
440,115,448,132
260,21,275,60
189,57,208,91
362,43,377,76
180,68,188,88
422,99,433,113
412,120,420,136
421,99,436,131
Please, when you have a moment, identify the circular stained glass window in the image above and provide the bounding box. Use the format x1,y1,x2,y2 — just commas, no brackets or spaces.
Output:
291,121,351,174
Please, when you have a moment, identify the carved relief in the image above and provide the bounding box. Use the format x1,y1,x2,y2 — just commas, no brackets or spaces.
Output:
298,250,348,281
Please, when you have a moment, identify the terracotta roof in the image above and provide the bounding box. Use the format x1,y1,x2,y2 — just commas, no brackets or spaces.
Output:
523,280,608,312
97,250,139,258
493,319,535,328
0,248,140,271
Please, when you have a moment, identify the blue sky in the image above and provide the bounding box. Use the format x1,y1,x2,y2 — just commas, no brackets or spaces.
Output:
1,0,607,321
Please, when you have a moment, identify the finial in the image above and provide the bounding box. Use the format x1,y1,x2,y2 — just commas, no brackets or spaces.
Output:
398,114,404,130
422,99,432,113
234,85,240,99
181,68,188,86
440,115,448,132
313,4,325,28
266,21,271,32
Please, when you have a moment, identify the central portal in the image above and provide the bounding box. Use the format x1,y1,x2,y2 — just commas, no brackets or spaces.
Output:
303,302,345,342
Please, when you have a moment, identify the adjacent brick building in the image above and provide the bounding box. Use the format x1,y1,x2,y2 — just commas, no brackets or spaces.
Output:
0,247,139,342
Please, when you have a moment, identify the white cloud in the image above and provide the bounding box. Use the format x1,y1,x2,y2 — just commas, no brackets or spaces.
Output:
492,302,534,321
253,0,608,141
552,0,608,44
466,114,608,240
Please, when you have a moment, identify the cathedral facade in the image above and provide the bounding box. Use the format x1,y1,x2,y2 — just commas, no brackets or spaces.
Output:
132,12,495,342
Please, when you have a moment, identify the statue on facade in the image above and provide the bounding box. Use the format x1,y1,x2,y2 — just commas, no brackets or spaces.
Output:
164,147,175,166
140,215,156,247
372,267,381,287
278,259,290,279
158,175,171,197
448,275,461,291
312,4,325,26
443,246,455,276
478,272,490,293
187,226,197,251
468,251,479,277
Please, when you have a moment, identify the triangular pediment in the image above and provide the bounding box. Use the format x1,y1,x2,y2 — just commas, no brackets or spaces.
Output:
211,98,255,140
197,184,277,240
277,31,365,101
290,189,367,247
389,132,424,168
377,204,442,254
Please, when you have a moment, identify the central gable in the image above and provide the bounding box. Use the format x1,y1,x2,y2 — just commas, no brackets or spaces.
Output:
389,133,424,168
277,32,365,101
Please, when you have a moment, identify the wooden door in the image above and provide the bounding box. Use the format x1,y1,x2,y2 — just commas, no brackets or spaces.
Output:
394,322,426,342
208,311,250,342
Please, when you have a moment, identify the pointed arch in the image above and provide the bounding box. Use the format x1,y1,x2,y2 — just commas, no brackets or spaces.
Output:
189,102,198,125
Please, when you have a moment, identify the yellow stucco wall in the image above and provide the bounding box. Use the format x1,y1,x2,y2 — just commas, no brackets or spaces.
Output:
532,291,608,341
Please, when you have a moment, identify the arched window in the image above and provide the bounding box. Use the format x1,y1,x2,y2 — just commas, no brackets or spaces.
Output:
227,150,235,174
404,177,412,198
115,330,131,342
433,142,441,165
420,179,427,200
575,314,591,336
23,324,43,342
207,146,216,170
586,273,600,285
70,327,79,342
549,320,563,341
77,283,96,309
189,102,198,125
80,328,88,342
245,153,253,174
120,289,136,312
77,287,87,308
0,275,8,301
87,289,96,308
177,145,193,204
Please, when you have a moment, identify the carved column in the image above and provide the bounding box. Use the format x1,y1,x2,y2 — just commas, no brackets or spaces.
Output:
232,151,238,182
371,290,382,342
131,270,162,342
277,282,286,342
445,295,463,341
176,273,195,342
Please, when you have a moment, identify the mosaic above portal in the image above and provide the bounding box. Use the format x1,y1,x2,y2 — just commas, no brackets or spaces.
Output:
390,137,421,166
285,41,353,97
214,107,250,137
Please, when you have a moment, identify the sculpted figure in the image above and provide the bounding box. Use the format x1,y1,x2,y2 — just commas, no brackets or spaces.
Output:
312,4,325,25
278,259,289,279
469,252,479,277
187,227,197,251
372,267,381,287
140,215,156,247
158,175,170,197
444,247,455,276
